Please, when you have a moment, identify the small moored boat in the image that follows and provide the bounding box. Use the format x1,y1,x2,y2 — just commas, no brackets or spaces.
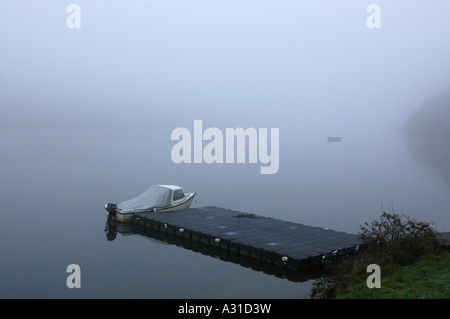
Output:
105,184,196,222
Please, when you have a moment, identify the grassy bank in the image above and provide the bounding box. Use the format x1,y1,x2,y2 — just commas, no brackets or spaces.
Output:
336,250,450,299
310,212,449,299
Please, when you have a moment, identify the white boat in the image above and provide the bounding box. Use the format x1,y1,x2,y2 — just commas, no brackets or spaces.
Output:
105,184,196,222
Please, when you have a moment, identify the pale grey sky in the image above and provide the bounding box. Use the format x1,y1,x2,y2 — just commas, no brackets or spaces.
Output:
1,1,449,134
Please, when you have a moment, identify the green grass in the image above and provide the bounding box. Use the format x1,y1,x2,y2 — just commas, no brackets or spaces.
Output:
337,250,450,299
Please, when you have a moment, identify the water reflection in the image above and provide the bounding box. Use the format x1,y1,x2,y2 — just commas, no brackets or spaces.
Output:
105,217,118,241
399,87,450,188
104,217,322,283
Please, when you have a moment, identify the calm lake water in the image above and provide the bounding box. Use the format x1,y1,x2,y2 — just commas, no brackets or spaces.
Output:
0,128,449,298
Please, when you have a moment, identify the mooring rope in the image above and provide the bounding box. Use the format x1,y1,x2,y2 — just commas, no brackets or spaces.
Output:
193,199,209,208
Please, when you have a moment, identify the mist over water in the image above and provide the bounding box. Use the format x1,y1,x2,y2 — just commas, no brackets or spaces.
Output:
1,1,450,298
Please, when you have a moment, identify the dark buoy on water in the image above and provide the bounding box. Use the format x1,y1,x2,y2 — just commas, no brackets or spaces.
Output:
327,136,342,143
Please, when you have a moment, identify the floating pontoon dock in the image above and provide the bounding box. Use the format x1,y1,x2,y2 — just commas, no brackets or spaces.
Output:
131,206,362,271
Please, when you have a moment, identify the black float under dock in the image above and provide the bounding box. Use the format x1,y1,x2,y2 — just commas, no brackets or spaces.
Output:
133,206,362,271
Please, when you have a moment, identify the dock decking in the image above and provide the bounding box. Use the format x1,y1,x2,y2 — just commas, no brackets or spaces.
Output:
133,206,362,271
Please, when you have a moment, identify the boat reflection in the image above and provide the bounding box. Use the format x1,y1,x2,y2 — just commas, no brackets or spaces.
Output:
104,216,322,283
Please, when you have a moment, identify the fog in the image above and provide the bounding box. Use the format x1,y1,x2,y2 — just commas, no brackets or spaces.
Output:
1,0,449,217
0,2,449,297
